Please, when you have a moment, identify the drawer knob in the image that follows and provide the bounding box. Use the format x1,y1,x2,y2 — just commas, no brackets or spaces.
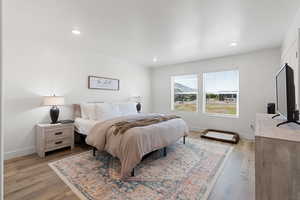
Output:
55,141,63,145
55,132,63,135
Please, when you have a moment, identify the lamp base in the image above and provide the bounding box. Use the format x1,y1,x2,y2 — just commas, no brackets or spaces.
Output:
50,106,60,124
136,102,141,113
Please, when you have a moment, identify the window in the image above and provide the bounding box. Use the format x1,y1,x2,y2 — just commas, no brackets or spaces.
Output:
203,70,239,116
171,74,198,112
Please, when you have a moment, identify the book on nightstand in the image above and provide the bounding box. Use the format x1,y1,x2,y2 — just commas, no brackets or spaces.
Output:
58,120,75,124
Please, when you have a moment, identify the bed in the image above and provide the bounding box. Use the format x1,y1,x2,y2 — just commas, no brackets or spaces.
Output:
74,102,189,178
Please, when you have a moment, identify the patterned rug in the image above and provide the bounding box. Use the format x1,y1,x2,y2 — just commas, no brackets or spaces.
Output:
49,138,233,200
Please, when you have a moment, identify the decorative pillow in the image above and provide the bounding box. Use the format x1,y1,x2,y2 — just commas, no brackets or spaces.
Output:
118,102,137,115
95,103,121,121
80,103,97,120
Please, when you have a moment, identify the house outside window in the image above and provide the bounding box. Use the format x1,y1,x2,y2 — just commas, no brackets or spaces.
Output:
203,70,239,117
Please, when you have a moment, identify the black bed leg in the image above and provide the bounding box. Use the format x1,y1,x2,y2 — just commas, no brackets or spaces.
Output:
93,147,96,156
163,147,167,156
131,168,135,177
183,136,186,144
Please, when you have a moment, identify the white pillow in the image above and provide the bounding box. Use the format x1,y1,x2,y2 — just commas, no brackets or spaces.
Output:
95,103,121,121
80,103,97,120
118,102,137,115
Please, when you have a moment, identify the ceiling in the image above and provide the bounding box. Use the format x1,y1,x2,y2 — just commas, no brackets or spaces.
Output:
4,0,300,67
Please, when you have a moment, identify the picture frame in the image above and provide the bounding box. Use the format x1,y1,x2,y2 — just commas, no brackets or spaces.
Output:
88,76,120,90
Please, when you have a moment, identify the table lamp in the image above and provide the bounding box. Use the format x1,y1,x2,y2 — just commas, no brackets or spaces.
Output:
132,96,142,112
43,95,64,124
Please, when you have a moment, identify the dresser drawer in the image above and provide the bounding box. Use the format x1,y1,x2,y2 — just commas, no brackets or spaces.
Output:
45,128,72,141
45,138,71,150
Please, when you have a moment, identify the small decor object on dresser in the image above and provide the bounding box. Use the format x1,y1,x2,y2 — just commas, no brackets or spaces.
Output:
267,103,276,114
88,76,119,90
36,123,74,158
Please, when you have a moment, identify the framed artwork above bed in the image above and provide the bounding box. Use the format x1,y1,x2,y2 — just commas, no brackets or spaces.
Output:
88,76,120,90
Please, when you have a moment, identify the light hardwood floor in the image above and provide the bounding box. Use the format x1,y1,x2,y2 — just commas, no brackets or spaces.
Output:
4,132,254,200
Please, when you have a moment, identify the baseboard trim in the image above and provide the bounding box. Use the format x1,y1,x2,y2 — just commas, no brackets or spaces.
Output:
4,147,36,160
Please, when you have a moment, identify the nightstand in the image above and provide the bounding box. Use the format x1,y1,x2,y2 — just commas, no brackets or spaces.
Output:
36,123,74,158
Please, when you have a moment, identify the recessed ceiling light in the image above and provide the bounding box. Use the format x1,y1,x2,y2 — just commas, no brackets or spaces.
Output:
153,57,157,62
72,29,81,35
230,42,237,47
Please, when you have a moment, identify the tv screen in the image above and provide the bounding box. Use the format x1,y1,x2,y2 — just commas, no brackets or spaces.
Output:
276,67,288,117
275,64,295,121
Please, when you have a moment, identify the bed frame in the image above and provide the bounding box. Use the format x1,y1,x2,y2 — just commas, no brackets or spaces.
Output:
73,104,187,177
92,135,186,176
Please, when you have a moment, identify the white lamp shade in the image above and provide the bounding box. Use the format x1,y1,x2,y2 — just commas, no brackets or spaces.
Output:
43,96,64,106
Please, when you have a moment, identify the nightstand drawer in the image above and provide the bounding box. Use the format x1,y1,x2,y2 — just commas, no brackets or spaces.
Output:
45,128,72,141
45,138,71,150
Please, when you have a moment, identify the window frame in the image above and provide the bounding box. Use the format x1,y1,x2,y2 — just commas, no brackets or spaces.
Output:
170,74,199,113
202,70,240,118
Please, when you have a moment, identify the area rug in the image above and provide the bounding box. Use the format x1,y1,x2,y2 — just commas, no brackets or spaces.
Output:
49,138,233,200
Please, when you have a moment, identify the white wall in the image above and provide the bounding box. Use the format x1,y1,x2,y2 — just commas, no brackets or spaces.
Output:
151,48,281,139
3,0,152,160
2,48,151,159
0,0,3,196
282,7,300,55
3,36,151,160
282,7,300,109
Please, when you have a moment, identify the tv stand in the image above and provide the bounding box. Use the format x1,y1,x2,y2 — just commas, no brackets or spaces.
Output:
276,120,300,127
255,114,300,200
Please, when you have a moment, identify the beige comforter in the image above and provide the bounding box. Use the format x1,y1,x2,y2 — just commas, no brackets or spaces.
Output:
86,113,189,178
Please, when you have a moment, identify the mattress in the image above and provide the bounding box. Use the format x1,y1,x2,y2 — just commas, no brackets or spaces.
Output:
74,118,99,135
86,113,189,178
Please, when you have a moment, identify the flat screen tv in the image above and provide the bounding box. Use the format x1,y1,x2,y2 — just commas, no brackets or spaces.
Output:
274,63,299,127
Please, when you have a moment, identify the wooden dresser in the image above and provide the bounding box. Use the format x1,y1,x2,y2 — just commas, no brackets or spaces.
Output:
36,123,74,157
255,114,300,200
